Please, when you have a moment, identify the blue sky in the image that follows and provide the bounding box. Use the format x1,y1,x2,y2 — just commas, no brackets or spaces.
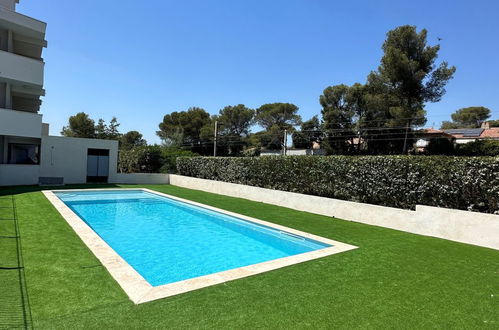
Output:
19,0,499,144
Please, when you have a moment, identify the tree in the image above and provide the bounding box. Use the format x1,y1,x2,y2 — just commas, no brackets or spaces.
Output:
441,107,491,129
62,113,123,140
254,103,301,150
93,117,121,140
94,119,107,139
218,104,255,137
120,131,147,150
371,25,456,152
250,127,284,150
255,103,301,131
488,120,499,127
157,107,211,146
106,117,121,140
216,104,255,155
320,84,355,154
292,116,322,149
440,121,460,129
61,112,96,138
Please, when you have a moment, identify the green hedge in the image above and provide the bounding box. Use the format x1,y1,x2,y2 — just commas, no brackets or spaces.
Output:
177,156,499,214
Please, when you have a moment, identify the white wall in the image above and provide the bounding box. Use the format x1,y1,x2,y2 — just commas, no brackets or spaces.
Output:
169,175,499,250
0,108,42,138
114,173,170,185
0,164,39,185
40,136,118,184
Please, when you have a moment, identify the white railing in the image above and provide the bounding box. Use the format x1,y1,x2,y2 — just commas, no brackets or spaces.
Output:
0,108,43,138
0,50,44,86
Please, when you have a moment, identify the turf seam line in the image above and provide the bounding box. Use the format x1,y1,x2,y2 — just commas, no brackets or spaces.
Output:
0,266,24,270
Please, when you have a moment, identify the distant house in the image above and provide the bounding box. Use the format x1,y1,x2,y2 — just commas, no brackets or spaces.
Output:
260,140,324,156
443,122,499,144
415,128,455,152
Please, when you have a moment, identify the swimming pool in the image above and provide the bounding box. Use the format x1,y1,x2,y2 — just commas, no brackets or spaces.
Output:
44,188,356,303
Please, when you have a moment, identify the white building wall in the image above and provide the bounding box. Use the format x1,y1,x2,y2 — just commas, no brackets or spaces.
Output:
0,164,38,185
40,136,118,184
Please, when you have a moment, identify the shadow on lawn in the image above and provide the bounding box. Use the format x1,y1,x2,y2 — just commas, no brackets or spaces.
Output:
0,195,32,329
0,183,127,328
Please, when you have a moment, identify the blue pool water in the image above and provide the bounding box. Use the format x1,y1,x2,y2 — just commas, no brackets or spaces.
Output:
55,190,330,286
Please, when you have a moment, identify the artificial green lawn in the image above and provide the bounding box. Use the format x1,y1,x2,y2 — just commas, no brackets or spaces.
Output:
1,184,498,329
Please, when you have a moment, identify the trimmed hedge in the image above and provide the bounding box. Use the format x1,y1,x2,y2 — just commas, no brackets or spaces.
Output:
177,156,499,214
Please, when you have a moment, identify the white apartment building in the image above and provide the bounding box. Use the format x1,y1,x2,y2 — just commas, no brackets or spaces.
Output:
0,0,118,186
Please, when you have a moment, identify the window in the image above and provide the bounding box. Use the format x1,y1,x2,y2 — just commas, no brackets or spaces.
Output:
8,143,40,165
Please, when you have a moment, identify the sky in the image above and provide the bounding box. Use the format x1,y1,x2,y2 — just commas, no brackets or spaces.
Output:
18,0,499,144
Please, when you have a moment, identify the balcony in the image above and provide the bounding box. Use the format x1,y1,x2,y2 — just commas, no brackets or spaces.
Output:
0,107,42,138
0,49,44,86
0,6,46,40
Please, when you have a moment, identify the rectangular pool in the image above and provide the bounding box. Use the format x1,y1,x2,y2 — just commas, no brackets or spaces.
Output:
45,189,356,303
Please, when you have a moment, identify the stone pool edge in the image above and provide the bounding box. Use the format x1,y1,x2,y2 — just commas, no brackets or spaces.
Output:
42,188,358,304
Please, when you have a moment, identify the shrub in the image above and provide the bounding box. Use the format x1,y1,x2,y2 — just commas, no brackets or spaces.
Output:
177,156,499,214
160,147,198,173
427,138,455,155
118,145,163,173
456,140,499,156
119,146,198,174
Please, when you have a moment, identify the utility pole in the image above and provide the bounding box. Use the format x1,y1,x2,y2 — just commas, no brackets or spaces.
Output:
283,130,287,156
402,120,410,154
213,120,218,157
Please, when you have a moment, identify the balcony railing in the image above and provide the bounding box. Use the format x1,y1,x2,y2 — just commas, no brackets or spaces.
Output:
0,108,43,138
0,50,44,86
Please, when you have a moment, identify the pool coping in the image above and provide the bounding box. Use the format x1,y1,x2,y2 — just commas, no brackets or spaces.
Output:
42,188,358,304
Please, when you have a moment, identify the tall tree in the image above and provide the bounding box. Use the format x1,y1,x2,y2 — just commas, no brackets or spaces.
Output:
372,25,456,152
255,103,301,131
218,104,255,137
216,105,255,155
94,117,121,140
106,117,121,140
61,112,95,138
441,106,491,129
120,131,147,149
254,103,301,150
157,107,211,146
94,119,107,139
320,84,355,154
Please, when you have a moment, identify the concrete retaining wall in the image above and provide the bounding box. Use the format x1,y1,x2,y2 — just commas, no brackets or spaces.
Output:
114,173,170,185
169,175,499,250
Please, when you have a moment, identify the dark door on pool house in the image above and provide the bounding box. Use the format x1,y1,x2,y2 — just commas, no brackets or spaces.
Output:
87,148,109,183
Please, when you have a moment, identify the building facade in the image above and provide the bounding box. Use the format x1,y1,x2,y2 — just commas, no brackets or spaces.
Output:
0,0,118,186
